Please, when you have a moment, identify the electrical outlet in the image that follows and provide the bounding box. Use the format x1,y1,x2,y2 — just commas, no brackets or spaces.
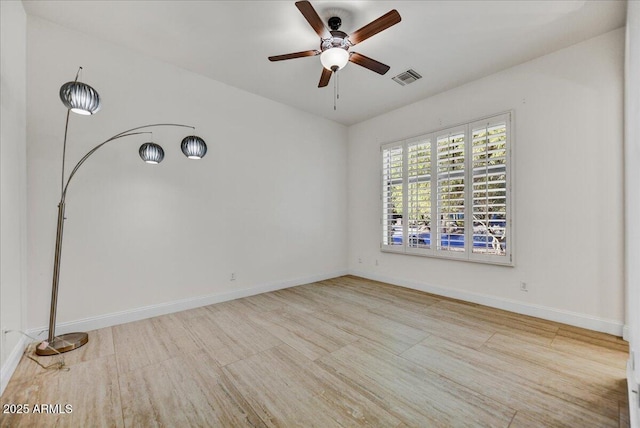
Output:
358,258,362,264
230,272,236,281
520,281,528,292
375,259,379,266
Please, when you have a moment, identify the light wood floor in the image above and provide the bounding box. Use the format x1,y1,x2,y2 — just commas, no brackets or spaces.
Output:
0,276,630,427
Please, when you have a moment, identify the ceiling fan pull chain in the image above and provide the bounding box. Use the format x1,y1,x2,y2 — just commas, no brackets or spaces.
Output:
333,70,341,111
333,71,338,111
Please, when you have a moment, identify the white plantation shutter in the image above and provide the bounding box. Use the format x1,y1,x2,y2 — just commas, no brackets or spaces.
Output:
407,138,432,252
471,116,509,261
436,129,466,254
380,112,512,265
381,143,404,249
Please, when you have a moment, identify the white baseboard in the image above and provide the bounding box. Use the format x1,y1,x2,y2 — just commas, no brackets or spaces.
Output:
27,270,349,341
1,335,29,397
349,269,625,336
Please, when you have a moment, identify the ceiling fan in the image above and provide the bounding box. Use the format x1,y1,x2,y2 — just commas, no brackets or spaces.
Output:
269,1,401,88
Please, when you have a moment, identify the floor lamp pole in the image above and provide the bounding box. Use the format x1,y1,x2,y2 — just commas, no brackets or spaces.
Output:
37,198,91,356
39,199,88,354
37,103,85,355
48,202,65,343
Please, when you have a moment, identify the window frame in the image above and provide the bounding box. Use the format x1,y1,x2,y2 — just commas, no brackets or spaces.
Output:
380,112,513,266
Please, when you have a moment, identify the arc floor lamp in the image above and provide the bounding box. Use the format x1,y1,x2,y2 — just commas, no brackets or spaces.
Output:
36,68,207,356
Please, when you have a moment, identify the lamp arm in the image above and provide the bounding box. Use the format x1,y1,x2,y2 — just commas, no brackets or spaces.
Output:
61,110,71,198
61,130,151,203
60,123,195,203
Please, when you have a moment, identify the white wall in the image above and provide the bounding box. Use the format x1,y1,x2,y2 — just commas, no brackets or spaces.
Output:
26,16,348,331
1,0,28,393
348,29,625,334
625,1,640,424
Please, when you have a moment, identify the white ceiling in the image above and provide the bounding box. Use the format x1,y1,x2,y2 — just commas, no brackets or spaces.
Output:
22,0,626,126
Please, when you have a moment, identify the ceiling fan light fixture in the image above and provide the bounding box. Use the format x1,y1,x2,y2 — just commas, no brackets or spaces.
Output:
320,47,349,71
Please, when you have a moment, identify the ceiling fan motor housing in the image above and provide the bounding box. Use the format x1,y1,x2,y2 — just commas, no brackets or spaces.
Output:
328,16,342,31
321,30,351,52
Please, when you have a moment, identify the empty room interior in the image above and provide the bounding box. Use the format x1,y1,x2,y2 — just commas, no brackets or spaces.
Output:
1,0,639,426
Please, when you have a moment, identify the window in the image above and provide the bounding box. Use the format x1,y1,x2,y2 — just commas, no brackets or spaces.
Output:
381,112,512,265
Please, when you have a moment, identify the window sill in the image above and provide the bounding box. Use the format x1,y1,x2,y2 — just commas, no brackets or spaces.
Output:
380,246,514,267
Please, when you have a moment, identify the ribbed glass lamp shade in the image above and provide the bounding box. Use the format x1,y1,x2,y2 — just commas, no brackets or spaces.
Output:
180,136,207,159
139,142,165,164
59,81,102,115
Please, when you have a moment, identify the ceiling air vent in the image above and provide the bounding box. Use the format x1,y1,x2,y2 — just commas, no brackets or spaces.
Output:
392,69,422,86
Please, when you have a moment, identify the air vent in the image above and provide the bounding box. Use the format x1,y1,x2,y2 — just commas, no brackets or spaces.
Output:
392,69,422,86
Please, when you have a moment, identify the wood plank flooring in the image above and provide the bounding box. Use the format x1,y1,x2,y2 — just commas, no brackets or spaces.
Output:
0,275,630,427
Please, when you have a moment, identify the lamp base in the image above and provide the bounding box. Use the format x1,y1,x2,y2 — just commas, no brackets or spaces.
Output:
35,332,89,356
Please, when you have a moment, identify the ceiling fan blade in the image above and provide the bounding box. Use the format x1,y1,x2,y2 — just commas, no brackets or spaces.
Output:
349,10,401,45
269,50,320,62
349,52,391,75
318,68,332,87
295,1,330,39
